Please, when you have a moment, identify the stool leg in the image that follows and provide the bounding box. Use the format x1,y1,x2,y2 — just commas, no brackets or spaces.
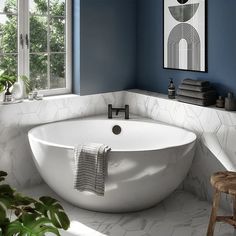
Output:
207,190,221,236
233,195,236,228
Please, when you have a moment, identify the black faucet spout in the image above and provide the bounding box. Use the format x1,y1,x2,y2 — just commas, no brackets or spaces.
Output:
116,109,120,116
108,104,129,119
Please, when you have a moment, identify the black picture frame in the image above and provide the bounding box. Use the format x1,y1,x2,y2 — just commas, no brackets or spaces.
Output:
163,0,208,73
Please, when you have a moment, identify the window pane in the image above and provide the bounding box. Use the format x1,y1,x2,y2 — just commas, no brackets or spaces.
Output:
29,0,47,15
0,14,17,53
30,16,47,52
50,0,65,16
0,0,17,14
50,17,65,52
0,54,17,76
50,53,65,89
30,54,48,90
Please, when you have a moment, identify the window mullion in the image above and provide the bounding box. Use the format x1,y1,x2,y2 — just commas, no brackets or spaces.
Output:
18,0,29,78
66,0,72,93
24,0,29,78
18,0,24,77
47,0,50,90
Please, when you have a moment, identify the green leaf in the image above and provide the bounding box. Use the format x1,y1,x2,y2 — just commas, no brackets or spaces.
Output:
20,75,32,94
35,225,60,236
5,220,23,236
29,217,52,229
0,171,7,178
13,193,37,206
0,172,7,183
57,212,70,230
0,184,15,210
0,205,6,224
20,213,38,227
0,170,69,235
0,184,14,196
6,216,61,236
0,217,10,235
35,196,70,230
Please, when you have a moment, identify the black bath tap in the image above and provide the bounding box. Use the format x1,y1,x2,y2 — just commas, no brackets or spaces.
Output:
108,104,129,119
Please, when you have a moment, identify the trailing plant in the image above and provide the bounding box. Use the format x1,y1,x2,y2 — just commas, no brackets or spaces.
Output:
0,171,70,236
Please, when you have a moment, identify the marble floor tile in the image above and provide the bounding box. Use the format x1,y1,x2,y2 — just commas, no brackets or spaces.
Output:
21,184,235,236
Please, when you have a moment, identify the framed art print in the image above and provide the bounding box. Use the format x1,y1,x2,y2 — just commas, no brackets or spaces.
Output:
164,0,207,72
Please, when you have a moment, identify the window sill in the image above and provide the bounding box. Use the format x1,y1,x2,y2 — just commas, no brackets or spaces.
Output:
0,93,80,107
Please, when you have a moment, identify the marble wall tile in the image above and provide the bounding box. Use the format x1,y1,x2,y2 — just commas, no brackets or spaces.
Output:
124,90,236,210
1,88,236,211
0,91,124,188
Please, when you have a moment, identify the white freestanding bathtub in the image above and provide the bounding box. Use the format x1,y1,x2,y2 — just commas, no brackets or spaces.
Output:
28,116,196,212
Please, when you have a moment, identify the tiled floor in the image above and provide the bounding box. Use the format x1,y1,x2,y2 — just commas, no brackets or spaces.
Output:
22,184,235,236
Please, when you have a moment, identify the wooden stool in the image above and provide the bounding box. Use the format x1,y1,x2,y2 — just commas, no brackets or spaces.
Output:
207,171,236,236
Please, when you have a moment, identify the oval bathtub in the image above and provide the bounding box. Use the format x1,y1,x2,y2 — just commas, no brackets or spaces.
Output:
28,117,196,212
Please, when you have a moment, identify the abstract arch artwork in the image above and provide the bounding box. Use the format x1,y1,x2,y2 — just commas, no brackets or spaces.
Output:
164,0,207,72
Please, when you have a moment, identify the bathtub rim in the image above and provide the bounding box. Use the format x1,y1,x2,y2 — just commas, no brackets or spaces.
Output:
28,115,197,153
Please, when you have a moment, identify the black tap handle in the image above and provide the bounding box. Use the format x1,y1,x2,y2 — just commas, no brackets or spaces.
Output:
25,34,29,49
125,105,129,119
108,104,112,119
20,34,24,49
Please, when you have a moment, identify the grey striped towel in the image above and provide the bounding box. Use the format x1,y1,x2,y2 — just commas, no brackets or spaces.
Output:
177,89,217,99
179,84,211,92
74,143,111,196
182,78,210,87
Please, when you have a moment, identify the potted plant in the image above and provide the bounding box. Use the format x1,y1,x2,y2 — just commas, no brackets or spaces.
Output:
0,171,70,235
0,71,16,102
21,75,40,100
20,75,34,95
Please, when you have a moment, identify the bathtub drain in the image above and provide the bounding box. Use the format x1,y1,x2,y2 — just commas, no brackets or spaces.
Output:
112,125,122,135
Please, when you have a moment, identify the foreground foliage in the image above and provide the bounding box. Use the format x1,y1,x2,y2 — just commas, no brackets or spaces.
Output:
0,171,70,236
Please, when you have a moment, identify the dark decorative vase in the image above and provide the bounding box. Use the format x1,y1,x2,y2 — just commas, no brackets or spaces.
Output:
225,93,236,111
168,78,175,99
4,88,12,102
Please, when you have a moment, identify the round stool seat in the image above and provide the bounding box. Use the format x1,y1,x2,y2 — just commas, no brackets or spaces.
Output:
211,171,236,195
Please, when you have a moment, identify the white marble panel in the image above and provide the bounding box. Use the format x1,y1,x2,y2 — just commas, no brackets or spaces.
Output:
124,90,236,210
0,91,124,188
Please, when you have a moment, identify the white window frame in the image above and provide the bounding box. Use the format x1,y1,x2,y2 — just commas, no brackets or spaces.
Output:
18,0,72,96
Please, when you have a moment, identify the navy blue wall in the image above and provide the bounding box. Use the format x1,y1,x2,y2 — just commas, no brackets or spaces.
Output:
137,0,236,96
75,0,137,95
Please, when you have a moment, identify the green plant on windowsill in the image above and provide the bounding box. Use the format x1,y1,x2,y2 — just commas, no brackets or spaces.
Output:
0,171,70,236
0,71,16,94
20,75,35,95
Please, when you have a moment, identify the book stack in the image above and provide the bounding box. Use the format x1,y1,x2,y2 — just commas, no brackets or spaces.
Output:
177,79,217,106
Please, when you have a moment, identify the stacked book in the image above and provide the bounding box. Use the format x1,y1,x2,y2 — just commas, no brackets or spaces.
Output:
177,79,217,106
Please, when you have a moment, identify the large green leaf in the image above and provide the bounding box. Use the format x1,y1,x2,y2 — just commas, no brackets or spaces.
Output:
0,75,16,90
13,193,36,207
0,184,14,197
0,172,7,183
6,216,60,236
0,205,6,224
0,184,15,211
35,196,70,230
0,217,10,235
0,170,70,235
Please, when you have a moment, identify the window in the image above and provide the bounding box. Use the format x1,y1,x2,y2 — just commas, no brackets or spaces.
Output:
0,0,72,96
